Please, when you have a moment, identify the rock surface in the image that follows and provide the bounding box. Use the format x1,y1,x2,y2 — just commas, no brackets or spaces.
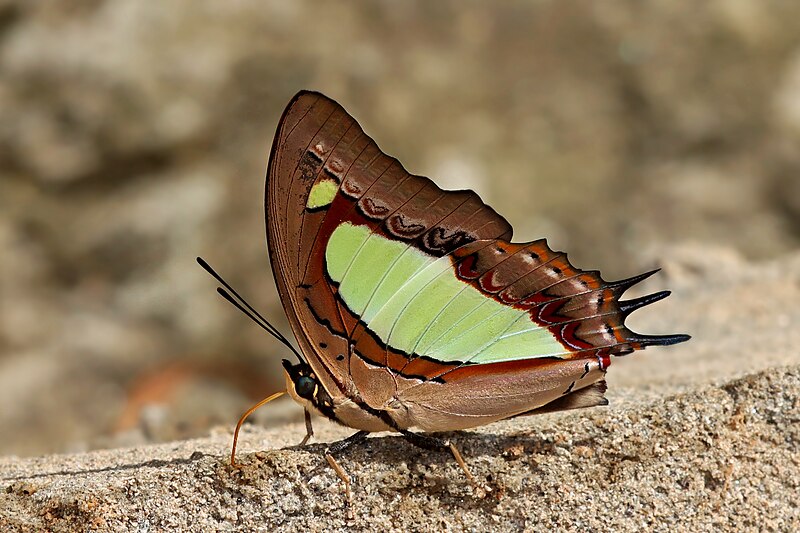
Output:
1,366,798,531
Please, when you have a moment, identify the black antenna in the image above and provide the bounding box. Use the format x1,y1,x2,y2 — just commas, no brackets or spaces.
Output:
196,257,305,364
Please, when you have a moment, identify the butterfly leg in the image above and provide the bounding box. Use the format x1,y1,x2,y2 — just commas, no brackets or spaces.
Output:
400,430,488,493
324,430,369,503
299,409,314,446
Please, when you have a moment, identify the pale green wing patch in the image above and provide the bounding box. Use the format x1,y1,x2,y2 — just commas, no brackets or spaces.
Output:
328,225,430,320
326,222,567,364
306,178,339,209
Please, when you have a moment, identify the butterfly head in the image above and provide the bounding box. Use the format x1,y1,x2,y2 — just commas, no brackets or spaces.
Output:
281,358,333,410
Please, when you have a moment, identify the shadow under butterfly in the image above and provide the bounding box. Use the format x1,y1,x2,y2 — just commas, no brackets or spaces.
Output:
198,91,689,501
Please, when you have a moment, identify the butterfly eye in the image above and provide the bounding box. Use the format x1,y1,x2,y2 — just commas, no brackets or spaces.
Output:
295,376,316,399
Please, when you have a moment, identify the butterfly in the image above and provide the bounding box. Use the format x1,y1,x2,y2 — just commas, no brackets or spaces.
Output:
199,90,689,499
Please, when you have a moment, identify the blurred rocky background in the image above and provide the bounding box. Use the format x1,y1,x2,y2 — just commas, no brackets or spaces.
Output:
0,0,799,457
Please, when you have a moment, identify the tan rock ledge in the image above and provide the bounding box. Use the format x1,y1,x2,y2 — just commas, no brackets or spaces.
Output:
1,365,798,532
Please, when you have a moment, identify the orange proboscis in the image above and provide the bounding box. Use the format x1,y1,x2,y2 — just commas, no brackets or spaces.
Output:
230,390,286,468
